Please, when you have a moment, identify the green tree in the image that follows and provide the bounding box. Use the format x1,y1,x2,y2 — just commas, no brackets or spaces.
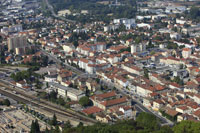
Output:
167,42,178,49
136,112,159,131
79,96,92,107
3,99,10,106
49,90,57,102
50,114,57,126
73,40,79,48
173,76,184,85
30,119,40,133
45,127,49,133
54,125,60,133
150,50,156,55
57,96,65,106
189,6,200,19
144,68,149,79
63,121,72,132
30,120,36,133
135,36,142,44
173,120,200,133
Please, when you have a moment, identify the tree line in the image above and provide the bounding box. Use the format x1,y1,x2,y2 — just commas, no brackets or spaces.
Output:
30,112,200,133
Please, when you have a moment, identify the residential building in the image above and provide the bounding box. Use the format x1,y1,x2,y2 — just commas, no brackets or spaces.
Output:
182,48,192,59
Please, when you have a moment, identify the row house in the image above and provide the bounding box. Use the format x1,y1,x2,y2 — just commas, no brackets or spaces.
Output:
106,54,122,64
78,58,91,70
122,64,143,76
77,46,91,56
114,76,129,88
108,105,136,120
62,43,75,53
193,94,200,105
176,106,191,114
87,42,107,51
149,73,164,85
85,64,96,74
152,99,165,111
136,84,154,97
160,56,182,65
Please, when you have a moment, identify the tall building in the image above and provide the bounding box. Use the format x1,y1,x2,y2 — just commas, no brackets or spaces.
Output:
131,43,146,54
7,35,30,55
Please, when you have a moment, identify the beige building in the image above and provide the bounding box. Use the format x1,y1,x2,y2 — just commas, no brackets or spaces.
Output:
182,48,191,59
8,35,27,51
90,91,129,111
58,10,71,16
7,35,31,55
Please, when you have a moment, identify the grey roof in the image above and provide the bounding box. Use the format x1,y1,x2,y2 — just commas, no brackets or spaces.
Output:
49,82,71,91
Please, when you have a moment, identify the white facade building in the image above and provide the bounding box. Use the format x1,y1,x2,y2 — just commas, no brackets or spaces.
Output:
67,89,85,101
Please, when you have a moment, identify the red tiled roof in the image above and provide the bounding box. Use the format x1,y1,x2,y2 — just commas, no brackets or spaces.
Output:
101,97,127,107
193,109,200,118
5,56,12,61
155,84,165,91
182,48,191,51
90,91,116,100
154,99,164,105
122,105,132,111
166,108,179,117
80,58,89,63
177,106,189,110
82,106,103,115
170,82,181,88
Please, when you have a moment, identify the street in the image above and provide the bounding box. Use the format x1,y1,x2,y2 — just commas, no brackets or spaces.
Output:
101,79,174,126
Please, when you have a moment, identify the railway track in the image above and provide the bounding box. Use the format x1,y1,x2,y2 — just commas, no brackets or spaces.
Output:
0,81,97,125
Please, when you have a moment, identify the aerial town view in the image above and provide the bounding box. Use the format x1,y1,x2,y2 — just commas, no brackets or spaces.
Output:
0,0,200,132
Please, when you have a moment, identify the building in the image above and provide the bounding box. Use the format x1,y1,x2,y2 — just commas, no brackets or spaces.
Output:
7,34,31,55
82,106,103,115
1,24,23,35
113,18,136,29
122,64,143,75
50,82,70,97
96,113,110,123
90,92,129,110
182,48,192,59
67,89,85,101
131,43,146,53
8,35,27,51
104,25,119,32
152,99,164,111
49,82,85,100
44,74,57,82
90,91,117,106
176,106,191,114
58,10,71,16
